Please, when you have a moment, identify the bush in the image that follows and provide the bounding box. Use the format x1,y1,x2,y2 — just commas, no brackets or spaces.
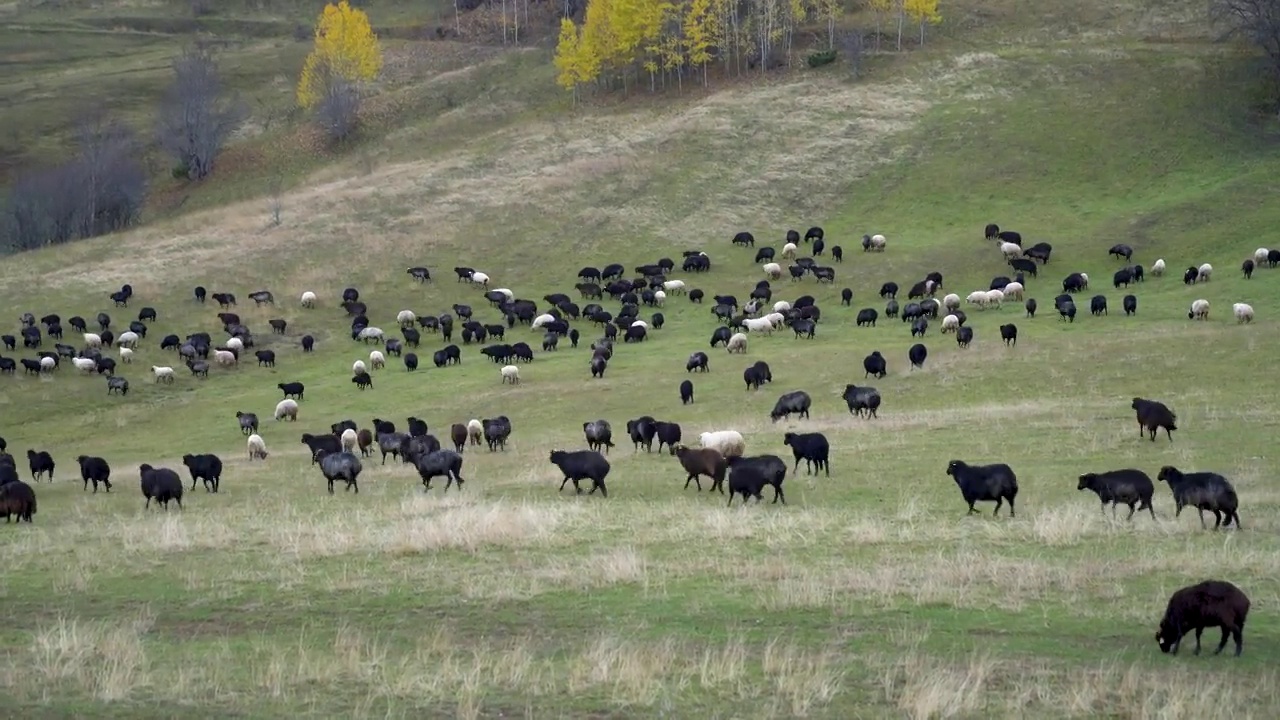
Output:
314,73,362,144
807,49,838,68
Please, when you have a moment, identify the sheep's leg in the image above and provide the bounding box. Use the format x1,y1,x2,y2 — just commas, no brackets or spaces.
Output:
1125,502,1136,520
1145,502,1156,520
991,498,1003,517
1214,626,1233,655
772,485,785,505
967,502,979,515
1192,628,1204,655
1165,427,1173,442
1233,628,1244,656
558,476,572,493
1197,508,1208,529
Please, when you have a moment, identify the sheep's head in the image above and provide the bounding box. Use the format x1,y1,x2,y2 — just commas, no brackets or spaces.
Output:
1076,474,1096,491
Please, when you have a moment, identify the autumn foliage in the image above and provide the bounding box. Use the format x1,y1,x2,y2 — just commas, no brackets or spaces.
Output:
296,1,384,109
553,0,942,94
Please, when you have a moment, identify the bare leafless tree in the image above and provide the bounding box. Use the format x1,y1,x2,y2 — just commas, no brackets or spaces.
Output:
839,29,866,78
267,176,284,227
1211,0,1280,86
156,44,245,181
313,69,362,144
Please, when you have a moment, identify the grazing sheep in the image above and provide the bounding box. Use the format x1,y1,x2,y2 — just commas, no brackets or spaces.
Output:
470,271,490,286
548,449,611,498
769,391,812,423
699,430,745,459
225,337,244,353
1078,469,1156,520
117,331,139,348
0,481,36,523
956,326,973,348
352,360,367,375
151,365,175,384
76,455,112,493
783,432,829,476
725,332,748,353
862,352,886,379
301,291,317,308
1198,263,1213,282
396,310,417,327
1001,282,1023,301
663,280,686,294
1242,259,1255,279
724,455,787,505
84,332,102,348
984,288,1005,309
1157,466,1240,529
315,450,363,494
247,433,268,460
501,364,520,384
1151,258,1166,276
119,347,133,363
1155,580,1250,657
868,234,887,251
1188,298,1210,321
467,419,483,446
1000,242,1022,259
946,460,1018,517
1123,295,1137,316
352,371,374,390
941,314,960,333
38,356,54,373
278,382,304,400
762,262,783,280
1254,247,1269,267
139,464,183,510
274,398,299,422
675,444,728,492
369,350,386,370
213,350,237,366
908,343,928,370
679,379,694,404
182,454,222,493
449,423,468,453
72,357,97,373
357,326,384,344
1233,303,1254,324
781,242,798,259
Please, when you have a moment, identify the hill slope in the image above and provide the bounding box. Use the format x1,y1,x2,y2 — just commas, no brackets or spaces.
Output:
0,0,1278,716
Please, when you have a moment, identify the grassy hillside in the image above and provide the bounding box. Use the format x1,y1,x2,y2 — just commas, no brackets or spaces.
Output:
1,0,1279,716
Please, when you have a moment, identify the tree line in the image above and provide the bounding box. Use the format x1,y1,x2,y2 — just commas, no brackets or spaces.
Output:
554,0,941,98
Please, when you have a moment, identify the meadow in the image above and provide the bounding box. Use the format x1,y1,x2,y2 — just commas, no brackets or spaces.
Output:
1,0,1280,716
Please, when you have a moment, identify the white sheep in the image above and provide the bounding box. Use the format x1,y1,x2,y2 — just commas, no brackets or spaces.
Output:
226,337,244,353
743,317,774,334
1151,258,1166,276
726,332,748,353
1254,248,1269,267
1000,242,1021,259
117,331,139,349
492,288,515,302
151,365,175,383
247,433,269,461
1002,282,1024,301
630,320,650,330
72,357,97,373
941,314,960,333
274,398,298,421
773,300,792,314
352,359,367,375
781,242,798,260
1189,298,1210,320
214,350,237,366
653,290,666,306
357,326,384,343
1079,272,1089,288
470,271,490,287
531,313,556,329
369,350,386,370
83,333,102,348
1233,302,1254,324
869,234,887,251
396,310,417,327
966,291,988,307
341,428,358,453
699,430,745,459
119,347,133,363
467,418,483,444
663,280,686,294
39,356,55,372
301,291,317,308
925,280,939,296
984,289,1005,309
501,364,520,384
942,293,961,312
1198,263,1213,282
764,312,786,328
762,262,782,280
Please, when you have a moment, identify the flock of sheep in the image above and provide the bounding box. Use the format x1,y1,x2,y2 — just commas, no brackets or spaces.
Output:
0,221,1264,656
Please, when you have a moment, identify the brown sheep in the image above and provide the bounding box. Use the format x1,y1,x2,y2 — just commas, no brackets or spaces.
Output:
0,480,37,522
356,429,374,458
674,444,728,493
450,423,468,453
1156,580,1250,657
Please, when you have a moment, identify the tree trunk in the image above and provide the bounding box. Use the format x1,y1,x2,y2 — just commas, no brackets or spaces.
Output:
896,9,903,51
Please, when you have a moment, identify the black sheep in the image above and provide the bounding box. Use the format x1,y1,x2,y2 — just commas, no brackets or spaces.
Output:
377,432,408,465
1123,295,1137,316
1157,466,1241,529
483,416,512,452
956,326,973,348
686,351,710,372
352,371,374,390
278,382,304,400
450,423,467,453
856,308,878,327
1131,397,1177,442
0,480,36,522
583,420,615,454
26,450,54,482
237,411,259,436
76,455,112,493
1108,243,1133,261
1090,295,1108,316
725,454,786,505
1025,298,1037,317
1242,259,1255,279
1000,323,1018,346
549,449,611,497
1077,469,1155,520
946,460,1017,517
842,384,881,418
653,421,682,455
1156,580,1250,657
415,450,464,492
182,453,223,493
783,432,829,477
626,416,658,452
315,450,363,494
908,343,928,370
680,379,694,404
139,464,184,510
769,391,811,423
301,433,343,464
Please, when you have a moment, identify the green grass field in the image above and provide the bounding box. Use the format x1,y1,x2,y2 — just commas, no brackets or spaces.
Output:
2,0,1280,716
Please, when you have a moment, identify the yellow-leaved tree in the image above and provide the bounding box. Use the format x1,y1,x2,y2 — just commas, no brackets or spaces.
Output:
683,0,715,84
554,18,586,102
904,0,941,45
296,0,384,109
